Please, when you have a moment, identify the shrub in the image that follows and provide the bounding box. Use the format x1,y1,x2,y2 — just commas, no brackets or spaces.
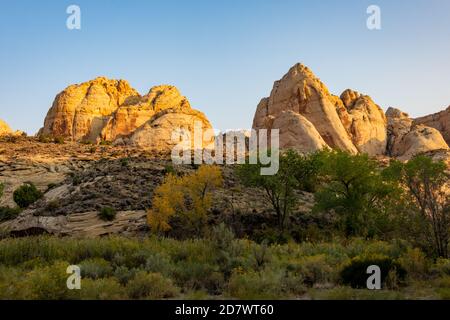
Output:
98,207,117,221
38,135,52,143
20,261,74,300
79,258,113,279
78,277,124,300
398,248,428,277
227,269,285,299
430,259,450,276
114,266,137,285
172,261,224,293
340,256,407,289
126,271,179,299
0,206,22,222
144,253,173,276
294,255,334,286
163,164,176,175
13,183,43,208
53,136,65,144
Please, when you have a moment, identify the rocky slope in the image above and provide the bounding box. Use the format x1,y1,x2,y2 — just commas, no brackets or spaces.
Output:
253,63,449,159
0,137,313,237
40,79,213,152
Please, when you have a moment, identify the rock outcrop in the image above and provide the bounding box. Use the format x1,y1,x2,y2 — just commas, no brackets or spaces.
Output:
386,107,449,159
414,106,450,145
100,85,191,141
40,78,213,152
253,63,448,159
339,90,387,155
128,107,213,151
0,119,12,136
394,125,449,160
253,63,358,154
40,77,139,141
272,111,329,152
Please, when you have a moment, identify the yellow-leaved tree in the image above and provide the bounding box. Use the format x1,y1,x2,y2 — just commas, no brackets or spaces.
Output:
147,165,223,236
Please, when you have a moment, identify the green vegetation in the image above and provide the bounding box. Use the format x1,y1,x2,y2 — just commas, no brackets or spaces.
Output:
0,206,22,222
0,149,448,300
13,182,43,208
0,236,449,300
98,207,117,221
236,150,449,258
237,150,302,232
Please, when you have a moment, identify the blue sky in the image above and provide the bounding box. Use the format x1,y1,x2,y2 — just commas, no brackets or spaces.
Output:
1,0,450,134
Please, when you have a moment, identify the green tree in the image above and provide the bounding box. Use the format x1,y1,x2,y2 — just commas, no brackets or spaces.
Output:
236,150,300,232
313,151,397,237
384,156,450,258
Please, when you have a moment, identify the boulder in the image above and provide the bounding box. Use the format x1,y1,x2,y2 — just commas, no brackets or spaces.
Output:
414,106,450,145
395,124,449,160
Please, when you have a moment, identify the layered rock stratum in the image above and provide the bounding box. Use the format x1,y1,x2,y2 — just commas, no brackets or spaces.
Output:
253,63,449,159
40,78,213,152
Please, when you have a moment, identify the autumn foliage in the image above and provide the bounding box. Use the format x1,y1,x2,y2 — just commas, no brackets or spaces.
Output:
147,165,223,235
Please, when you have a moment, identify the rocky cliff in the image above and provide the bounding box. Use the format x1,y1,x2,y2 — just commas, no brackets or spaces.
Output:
253,63,449,159
40,79,213,152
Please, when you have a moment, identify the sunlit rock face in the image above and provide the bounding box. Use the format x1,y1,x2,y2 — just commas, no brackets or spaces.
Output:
252,63,448,159
39,78,213,152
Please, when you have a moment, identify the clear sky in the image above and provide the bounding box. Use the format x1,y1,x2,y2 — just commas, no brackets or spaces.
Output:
1,0,450,134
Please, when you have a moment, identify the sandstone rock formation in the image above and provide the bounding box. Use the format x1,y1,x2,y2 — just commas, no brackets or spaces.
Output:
253,63,358,154
0,119,12,136
339,90,387,155
386,107,413,156
127,107,213,151
253,63,448,159
40,77,139,141
100,85,191,141
386,107,449,159
272,111,329,152
414,106,450,145
40,78,213,152
394,125,449,160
